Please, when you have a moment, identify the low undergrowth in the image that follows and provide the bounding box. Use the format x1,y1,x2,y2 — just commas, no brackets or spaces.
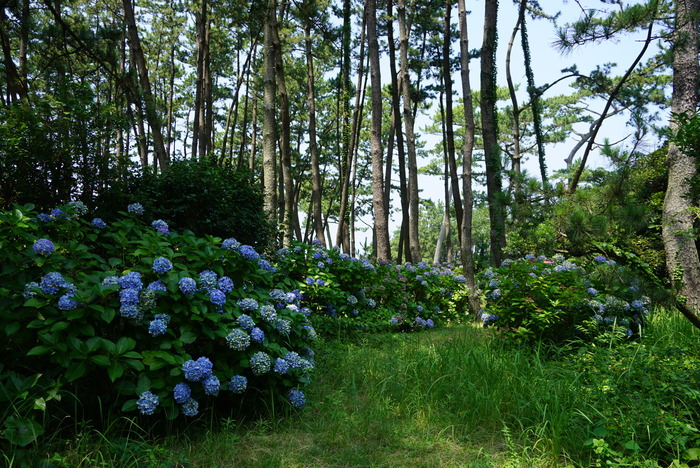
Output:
18,307,700,468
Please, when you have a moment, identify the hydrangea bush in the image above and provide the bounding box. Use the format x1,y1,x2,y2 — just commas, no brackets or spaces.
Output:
0,203,315,450
480,254,651,344
274,241,470,333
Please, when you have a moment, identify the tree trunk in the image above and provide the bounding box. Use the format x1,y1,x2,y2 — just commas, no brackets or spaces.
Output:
480,0,506,266
398,0,421,263
367,0,391,262
443,0,463,247
505,1,524,203
122,0,168,169
262,0,278,226
662,0,700,320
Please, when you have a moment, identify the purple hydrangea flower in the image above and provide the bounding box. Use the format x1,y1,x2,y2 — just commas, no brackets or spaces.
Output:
151,219,169,235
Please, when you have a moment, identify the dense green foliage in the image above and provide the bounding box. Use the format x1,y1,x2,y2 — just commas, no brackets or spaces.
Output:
96,160,274,250
480,254,653,344
0,202,314,462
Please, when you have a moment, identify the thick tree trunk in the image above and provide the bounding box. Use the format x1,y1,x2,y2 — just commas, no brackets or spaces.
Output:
662,0,700,319
367,0,391,261
398,0,421,263
480,0,506,266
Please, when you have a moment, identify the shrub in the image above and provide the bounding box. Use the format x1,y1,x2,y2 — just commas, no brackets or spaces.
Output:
0,203,314,456
273,242,470,334
96,159,274,251
480,254,650,345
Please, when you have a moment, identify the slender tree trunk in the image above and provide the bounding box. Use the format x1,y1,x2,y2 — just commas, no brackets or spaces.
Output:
458,0,480,314
387,0,410,262
480,0,505,266
336,9,367,251
662,0,700,323
122,0,168,169
272,4,293,247
262,0,278,226
305,20,325,246
367,0,391,261
398,0,421,263
443,0,463,247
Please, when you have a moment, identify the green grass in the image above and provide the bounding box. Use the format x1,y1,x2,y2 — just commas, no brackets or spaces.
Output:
22,308,700,467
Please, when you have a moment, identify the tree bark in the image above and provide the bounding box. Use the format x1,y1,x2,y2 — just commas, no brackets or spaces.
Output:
398,0,421,263
480,0,506,266
367,0,391,261
122,0,168,169
262,0,278,226
662,0,700,318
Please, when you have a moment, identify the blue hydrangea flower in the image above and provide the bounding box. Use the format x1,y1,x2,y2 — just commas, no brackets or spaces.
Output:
23,282,39,300
251,327,265,343
209,289,226,306
102,276,119,287
237,314,255,330
182,357,213,382
40,272,66,295
416,305,424,313
173,382,191,404
154,313,170,325
58,294,78,311
249,351,271,375
202,375,220,396
269,289,286,302
302,325,318,340
275,318,291,336
50,208,66,219
237,298,259,312
67,201,87,216
454,275,467,283
148,318,168,336
151,219,169,235
225,329,250,351
316,279,325,287
127,203,144,215
33,238,55,255
425,319,434,328
118,272,143,290
91,218,106,229
136,391,159,415
317,262,325,269
120,304,139,318
229,375,247,394
274,358,289,374
222,237,241,250
415,317,427,327
181,398,199,417
367,298,376,309
347,295,358,306
198,270,218,291
288,389,305,409
489,289,502,300
147,280,167,292
488,278,501,288
260,304,277,323
587,287,598,297
239,245,260,261
285,352,303,369
120,288,140,306
153,257,173,274
37,213,51,222
179,277,197,295
258,259,276,272
218,276,234,294
305,277,315,286
594,254,608,263
480,313,499,325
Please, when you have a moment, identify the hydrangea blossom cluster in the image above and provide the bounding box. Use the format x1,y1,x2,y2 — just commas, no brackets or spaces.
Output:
225,329,251,351
152,257,173,275
229,375,247,394
33,238,55,255
288,389,305,409
127,203,144,215
91,218,107,229
249,351,271,375
137,391,159,415
151,219,169,235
